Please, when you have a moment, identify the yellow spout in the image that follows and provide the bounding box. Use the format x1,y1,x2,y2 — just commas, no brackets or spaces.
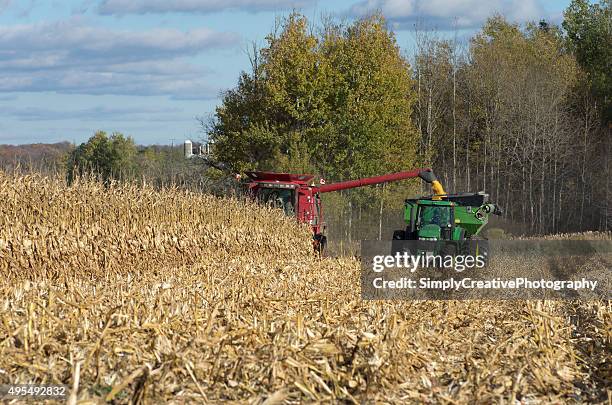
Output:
431,180,446,200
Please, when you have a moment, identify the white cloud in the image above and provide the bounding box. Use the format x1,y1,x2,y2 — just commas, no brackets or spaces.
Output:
0,18,238,99
0,18,237,62
349,0,547,30
96,0,316,15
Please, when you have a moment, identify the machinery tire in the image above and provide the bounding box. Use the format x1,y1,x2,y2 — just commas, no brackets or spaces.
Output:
314,234,327,256
320,235,327,255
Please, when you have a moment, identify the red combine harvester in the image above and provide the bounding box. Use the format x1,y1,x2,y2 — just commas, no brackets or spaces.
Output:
244,169,444,252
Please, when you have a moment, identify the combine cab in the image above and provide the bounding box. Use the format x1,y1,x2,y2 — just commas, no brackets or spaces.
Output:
245,171,326,249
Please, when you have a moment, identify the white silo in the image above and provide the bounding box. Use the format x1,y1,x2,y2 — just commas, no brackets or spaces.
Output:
184,140,193,159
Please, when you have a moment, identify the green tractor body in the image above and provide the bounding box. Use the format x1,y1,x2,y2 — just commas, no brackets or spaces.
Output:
395,192,502,242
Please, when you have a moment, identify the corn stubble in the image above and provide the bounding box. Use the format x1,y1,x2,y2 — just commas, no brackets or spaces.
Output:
0,172,609,404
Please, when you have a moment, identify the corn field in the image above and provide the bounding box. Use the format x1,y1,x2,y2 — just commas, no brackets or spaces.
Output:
0,171,609,403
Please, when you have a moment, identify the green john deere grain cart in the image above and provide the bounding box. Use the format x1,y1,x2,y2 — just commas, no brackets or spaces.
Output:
392,170,502,254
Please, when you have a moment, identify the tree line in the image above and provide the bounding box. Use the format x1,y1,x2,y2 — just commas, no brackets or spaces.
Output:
66,131,234,192
0,132,216,192
0,142,72,174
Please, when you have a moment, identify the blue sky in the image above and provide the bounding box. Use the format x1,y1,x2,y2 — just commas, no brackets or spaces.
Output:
0,0,570,145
